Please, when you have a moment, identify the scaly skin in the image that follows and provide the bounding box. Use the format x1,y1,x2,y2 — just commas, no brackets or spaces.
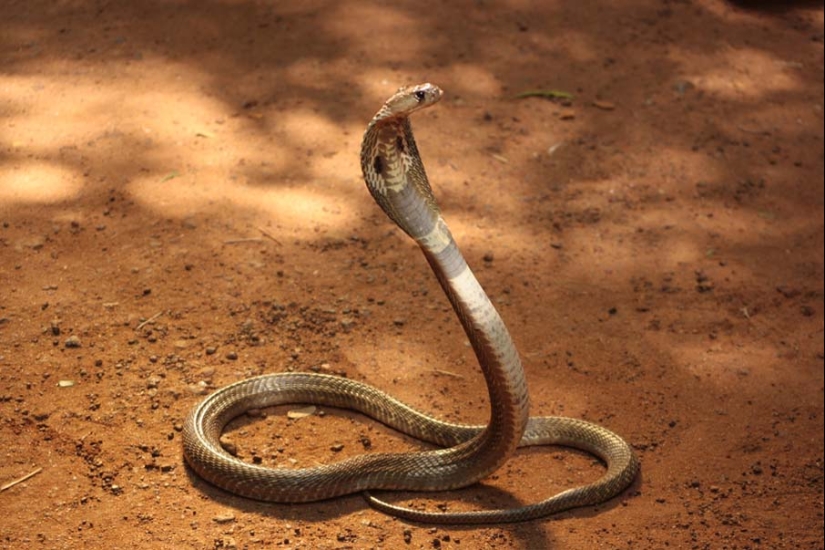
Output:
182,83,639,523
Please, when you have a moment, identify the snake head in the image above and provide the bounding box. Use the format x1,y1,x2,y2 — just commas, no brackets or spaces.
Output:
382,83,443,118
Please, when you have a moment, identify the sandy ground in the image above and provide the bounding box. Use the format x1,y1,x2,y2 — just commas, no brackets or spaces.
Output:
1,0,823,548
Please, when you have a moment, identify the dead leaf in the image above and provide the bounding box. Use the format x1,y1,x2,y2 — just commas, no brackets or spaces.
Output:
515,89,574,100
160,171,180,183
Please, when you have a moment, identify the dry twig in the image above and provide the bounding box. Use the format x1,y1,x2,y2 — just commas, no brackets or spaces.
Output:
1,467,43,492
432,369,465,379
258,227,282,246
223,238,264,245
136,311,164,331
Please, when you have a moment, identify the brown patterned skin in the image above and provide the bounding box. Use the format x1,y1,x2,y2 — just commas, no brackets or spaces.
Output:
181,83,639,523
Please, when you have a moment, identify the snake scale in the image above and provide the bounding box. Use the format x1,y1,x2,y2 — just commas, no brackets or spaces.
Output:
182,83,639,524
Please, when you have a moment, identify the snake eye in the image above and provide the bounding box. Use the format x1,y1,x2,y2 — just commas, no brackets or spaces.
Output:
414,90,426,102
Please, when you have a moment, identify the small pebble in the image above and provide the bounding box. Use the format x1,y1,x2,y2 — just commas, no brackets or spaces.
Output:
213,513,236,524
187,381,209,395
593,99,616,110
287,406,316,419
64,335,82,348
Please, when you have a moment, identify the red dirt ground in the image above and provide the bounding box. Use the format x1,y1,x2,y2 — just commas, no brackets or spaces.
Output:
1,1,823,548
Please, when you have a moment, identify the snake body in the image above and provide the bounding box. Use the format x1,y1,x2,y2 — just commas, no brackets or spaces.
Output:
182,83,639,523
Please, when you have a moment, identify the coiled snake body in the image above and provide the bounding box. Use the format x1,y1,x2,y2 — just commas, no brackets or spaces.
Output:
182,83,639,523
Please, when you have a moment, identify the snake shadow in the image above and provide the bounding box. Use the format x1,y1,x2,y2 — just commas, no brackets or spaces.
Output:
182,445,644,549
182,465,550,547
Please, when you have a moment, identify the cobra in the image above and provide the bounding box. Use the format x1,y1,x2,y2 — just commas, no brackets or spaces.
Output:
182,83,639,523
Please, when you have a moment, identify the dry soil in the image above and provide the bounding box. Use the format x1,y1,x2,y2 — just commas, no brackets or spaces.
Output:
1,1,823,549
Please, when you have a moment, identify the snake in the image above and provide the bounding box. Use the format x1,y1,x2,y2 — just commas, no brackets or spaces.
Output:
182,83,639,524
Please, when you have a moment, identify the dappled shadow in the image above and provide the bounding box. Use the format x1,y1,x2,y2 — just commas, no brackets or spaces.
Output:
1,0,820,310
1,0,821,204
182,466,555,549
1,0,821,292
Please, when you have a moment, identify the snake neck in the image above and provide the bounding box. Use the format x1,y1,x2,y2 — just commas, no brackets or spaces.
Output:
361,84,530,483
421,221,530,475
361,118,441,239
